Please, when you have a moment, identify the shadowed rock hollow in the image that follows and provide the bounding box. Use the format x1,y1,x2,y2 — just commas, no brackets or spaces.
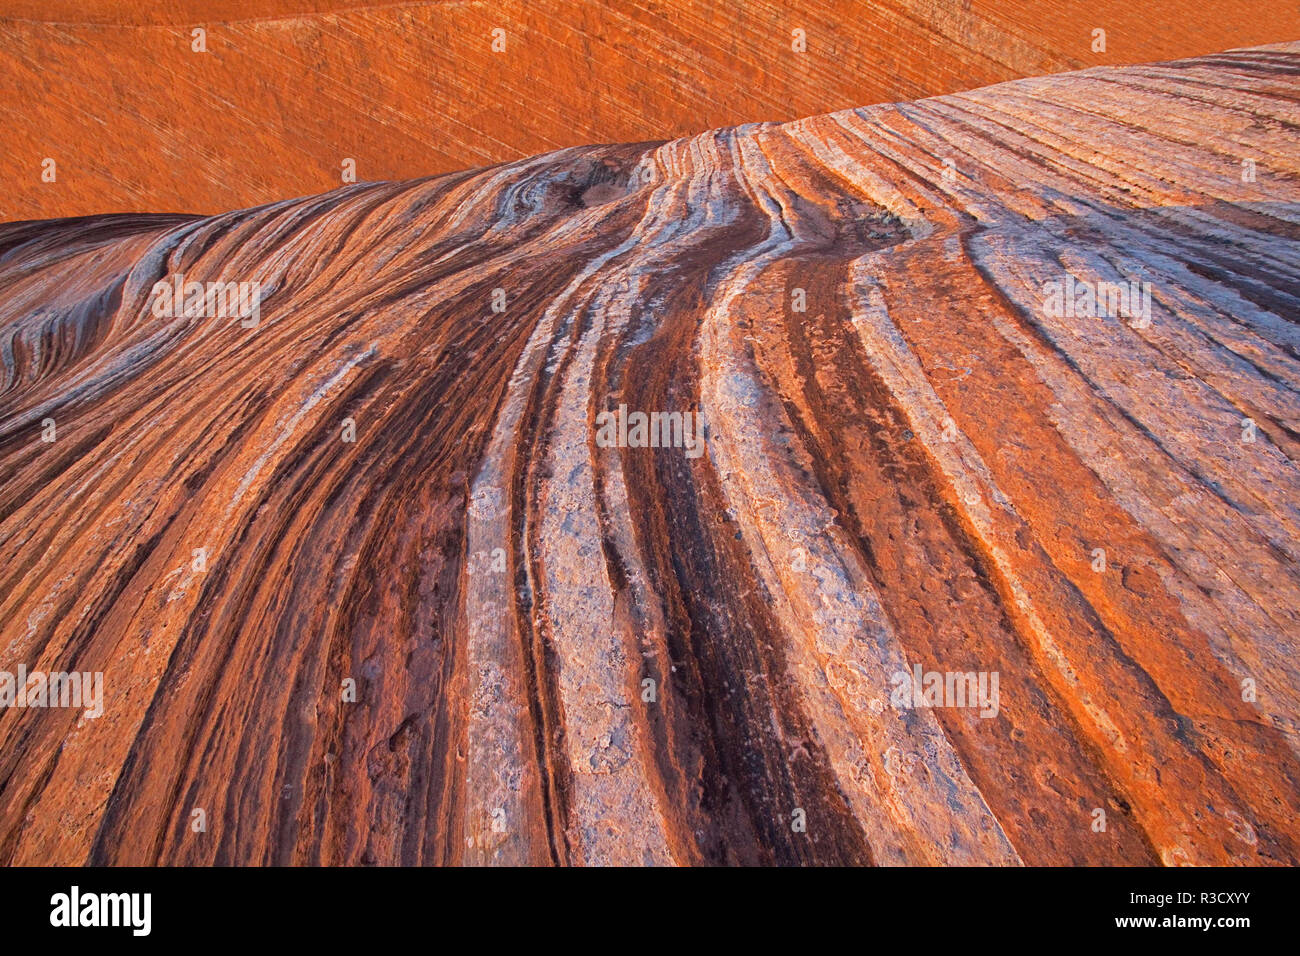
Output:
1,45,1299,865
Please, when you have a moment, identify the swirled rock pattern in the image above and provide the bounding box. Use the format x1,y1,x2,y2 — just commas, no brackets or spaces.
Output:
1,45,1299,865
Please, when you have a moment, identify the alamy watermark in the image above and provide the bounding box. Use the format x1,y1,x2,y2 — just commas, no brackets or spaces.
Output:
1041,273,1151,328
0,666,103,719
594,404,705,458
890,665,1000,718
50,886,150,936
150,273,261,328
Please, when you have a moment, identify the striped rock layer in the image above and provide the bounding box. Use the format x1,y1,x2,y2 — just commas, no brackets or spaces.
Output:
1,45,1299,865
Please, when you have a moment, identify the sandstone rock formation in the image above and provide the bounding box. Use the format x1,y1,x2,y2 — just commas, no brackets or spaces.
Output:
1,44,1299,865
3,0,1299,221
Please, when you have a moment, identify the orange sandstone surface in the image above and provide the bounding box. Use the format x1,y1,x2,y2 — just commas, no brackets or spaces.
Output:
1,44,1298,865
2,1,1299,221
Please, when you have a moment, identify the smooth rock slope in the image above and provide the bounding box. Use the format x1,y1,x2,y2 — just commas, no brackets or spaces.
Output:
1,45,1299,865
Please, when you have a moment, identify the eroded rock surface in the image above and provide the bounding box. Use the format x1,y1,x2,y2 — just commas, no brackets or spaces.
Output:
1,46,1299,865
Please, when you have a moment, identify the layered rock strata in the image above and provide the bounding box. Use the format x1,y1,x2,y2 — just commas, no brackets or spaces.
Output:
1,45,1298,864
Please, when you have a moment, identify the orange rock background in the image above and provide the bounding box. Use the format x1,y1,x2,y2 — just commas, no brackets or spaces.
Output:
2,0,1298,221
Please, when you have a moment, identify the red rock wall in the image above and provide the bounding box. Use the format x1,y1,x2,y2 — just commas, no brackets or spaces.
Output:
2,0,1298,221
